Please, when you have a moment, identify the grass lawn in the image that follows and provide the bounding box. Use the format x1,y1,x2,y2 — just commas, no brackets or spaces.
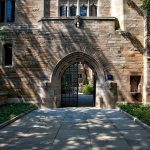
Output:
0,103,38,124
117,103,150,126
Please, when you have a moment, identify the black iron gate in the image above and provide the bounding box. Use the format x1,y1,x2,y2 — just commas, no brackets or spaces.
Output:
61,62,79,107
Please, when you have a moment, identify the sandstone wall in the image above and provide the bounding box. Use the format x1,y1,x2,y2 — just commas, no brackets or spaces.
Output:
0,0,146,106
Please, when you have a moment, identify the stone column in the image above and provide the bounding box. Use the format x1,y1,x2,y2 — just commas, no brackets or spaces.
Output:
56,0,59,17
111,0,124,30
97,0,101,17
143,52,148,104
41,0,44,17
143,11,150,104
87,0,90,16
77,0,80,15
67,0,70,17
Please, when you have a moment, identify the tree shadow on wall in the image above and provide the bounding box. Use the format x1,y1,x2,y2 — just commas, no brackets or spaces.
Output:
120,31,145,53
0,0,145,107
40,16,139,104
128,1,144,17
0,1,59,107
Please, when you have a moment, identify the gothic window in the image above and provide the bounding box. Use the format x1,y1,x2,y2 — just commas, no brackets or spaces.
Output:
60,5,67,16
58,0,98,17
80,5,87,16
7,0,15,22
0,0,5,22
4,43,12,66
90,4,97,16
70,5,76,16
0,0,15,22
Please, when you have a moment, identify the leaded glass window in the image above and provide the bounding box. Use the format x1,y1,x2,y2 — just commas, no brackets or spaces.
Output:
58,0,98,17
80,5,87,16
60,6,67,16
70,5,76,16
4,43,12,66
90,4,97,16
0,0,5,22
0,0,15,22
7,0,15,22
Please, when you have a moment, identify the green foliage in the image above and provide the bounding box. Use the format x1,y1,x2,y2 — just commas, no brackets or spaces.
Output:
141,0,150,11
82,84,94,95
117,103,150,125
0,103,38,124
0,26,12,40
0,30,11,40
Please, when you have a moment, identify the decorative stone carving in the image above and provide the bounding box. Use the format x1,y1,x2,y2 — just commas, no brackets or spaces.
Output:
74,15,83,28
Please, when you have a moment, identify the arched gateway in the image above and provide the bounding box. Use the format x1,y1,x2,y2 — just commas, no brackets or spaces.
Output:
50,52,117,108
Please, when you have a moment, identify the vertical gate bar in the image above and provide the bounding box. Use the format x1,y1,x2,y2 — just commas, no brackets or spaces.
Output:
61,62,79,107
94,74,96,107
77,62,79,107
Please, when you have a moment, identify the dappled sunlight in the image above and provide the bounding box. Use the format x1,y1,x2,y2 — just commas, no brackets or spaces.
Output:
17,132,50,138
88,123,115,130
0,0,148,149
0,108,150,149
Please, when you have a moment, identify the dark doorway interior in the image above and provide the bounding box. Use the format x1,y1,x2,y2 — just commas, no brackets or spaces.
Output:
130,75,142,102
61,62,95,107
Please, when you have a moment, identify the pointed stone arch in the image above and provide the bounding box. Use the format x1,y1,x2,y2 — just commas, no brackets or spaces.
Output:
49,52,116,109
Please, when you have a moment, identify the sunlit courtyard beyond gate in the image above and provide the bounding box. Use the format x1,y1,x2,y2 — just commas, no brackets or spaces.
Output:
0,108,150,150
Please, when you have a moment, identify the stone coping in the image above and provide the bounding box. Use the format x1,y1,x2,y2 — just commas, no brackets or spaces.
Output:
40,17,117,21
118,108,150,132
0,108,36,129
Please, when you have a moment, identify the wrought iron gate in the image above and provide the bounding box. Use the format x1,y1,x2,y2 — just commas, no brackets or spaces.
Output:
61,62,78,107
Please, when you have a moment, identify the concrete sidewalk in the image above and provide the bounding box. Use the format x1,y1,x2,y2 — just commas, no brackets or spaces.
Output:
78,93,94,107
0,108,150,150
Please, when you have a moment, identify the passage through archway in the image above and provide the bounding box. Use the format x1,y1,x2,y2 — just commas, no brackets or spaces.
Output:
50,52,115,109
61,61,95,107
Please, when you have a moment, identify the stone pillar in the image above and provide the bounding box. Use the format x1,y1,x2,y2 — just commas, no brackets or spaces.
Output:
143,11,150,104
87,0,90,16
67,0,70,17
56,0,59,17
42,0,45,17
77,0,80,15
111,0,125,30
97,0,101,17
143,52,148,104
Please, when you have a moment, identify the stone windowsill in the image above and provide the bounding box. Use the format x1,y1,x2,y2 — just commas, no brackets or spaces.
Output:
39,17,117,21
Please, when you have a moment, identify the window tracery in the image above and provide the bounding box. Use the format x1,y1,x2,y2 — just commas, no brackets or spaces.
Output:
80,5,87,16
70,5,77,16
90,4,97,16
0,0,15,23
59,0,98,17
60,6,67,16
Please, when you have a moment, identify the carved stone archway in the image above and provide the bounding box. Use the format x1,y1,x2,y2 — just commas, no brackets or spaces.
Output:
49,52,116,108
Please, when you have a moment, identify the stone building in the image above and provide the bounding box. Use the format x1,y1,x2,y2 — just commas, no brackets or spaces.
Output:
0,0,149,108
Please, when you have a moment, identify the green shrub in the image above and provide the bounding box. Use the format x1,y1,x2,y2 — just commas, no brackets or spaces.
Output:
117,103,150,125
0,103,38,124
141,0,150,11
82,84,94,95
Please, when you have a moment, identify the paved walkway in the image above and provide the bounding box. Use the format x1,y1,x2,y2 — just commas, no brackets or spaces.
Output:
0,108,150,150
78,93,94,107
